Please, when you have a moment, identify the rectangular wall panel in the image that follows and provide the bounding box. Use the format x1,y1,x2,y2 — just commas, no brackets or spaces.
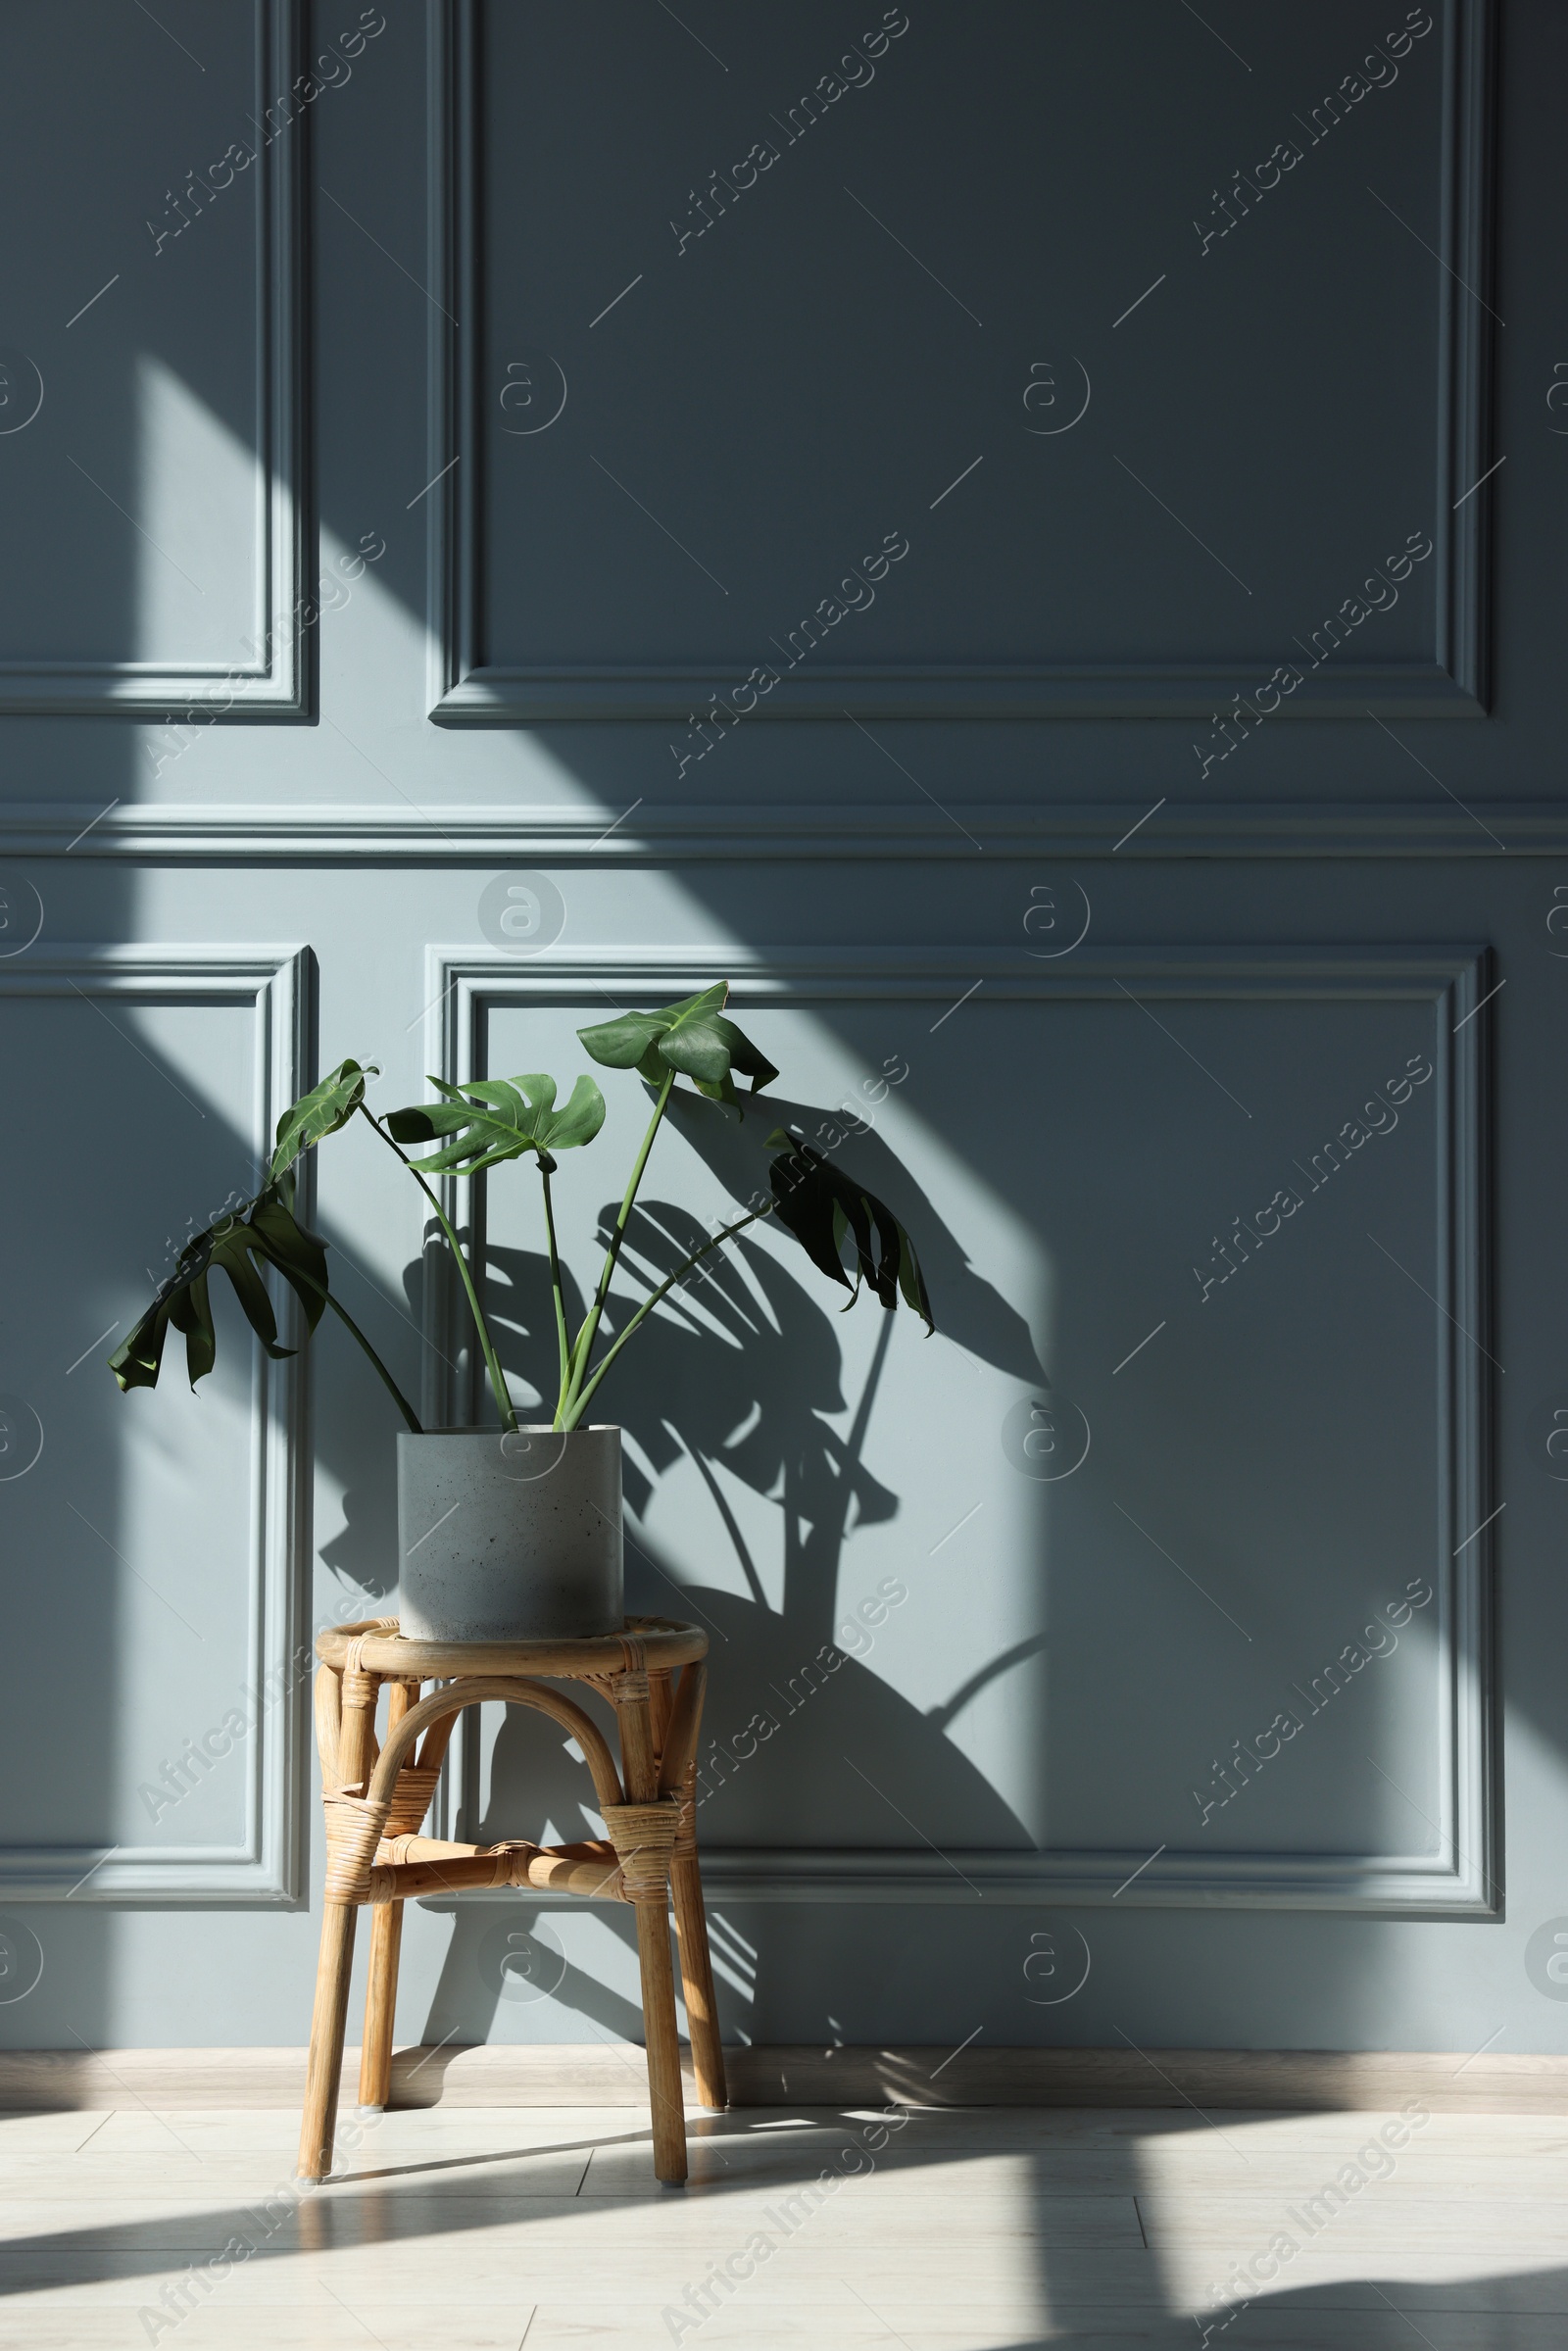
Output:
415,945,1494,1912
0,949,309,1899
0,0,306,715
427,0,1494,721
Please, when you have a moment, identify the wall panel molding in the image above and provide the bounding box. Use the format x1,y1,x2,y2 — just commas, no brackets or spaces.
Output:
425,0,1494,723
416,944,1495,1913
0,799,1554,861
0,0,308,718
0,946,312,1899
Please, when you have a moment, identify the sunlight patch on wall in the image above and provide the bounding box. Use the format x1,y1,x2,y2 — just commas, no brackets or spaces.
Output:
134,355,260,665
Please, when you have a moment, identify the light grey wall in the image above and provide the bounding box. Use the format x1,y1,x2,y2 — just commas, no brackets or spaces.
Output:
1,0,1565,2058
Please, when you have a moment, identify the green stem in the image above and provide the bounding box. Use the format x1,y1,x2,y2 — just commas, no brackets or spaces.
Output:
563,1200,772,1430
301,1274,423,1433
359,1105,518,1435
561,1068,675,1420
540,1165,571,1428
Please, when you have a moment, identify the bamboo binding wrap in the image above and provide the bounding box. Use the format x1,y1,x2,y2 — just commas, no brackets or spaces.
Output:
382,1763,441,1838
322,1788,394,1903
673,1777,698,1863
602,1798,682,1900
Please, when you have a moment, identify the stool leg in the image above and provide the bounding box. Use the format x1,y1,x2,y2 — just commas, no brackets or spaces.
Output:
297,1660,378,2181
632,1892,688,2186
671,1846,727,2112
660,1666,726,2114
615,1674,687,2186
358,1682,417,2111
357,1904,402,2115
298,1903,359,2180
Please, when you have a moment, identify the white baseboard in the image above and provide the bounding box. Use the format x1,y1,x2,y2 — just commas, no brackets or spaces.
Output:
2,2045,1566,2111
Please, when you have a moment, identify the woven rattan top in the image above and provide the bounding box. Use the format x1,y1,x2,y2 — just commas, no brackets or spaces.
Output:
316,1614,708,1680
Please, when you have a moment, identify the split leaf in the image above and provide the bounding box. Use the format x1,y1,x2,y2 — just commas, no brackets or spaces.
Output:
386,1072,606,1176
110,1187,329,1395
578,983,777,1107
270,1057,376,1187
764,1133,934,1330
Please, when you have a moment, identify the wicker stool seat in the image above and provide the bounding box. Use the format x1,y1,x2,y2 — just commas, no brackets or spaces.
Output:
296,1615,726,2187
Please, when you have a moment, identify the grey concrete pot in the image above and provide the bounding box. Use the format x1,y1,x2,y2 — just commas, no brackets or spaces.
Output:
397,1427,623,1641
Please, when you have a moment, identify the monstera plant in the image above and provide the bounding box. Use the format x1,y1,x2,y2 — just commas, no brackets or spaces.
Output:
112,983,930,1640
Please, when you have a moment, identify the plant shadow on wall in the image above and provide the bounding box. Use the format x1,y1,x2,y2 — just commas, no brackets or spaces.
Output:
414,1082,1049,2049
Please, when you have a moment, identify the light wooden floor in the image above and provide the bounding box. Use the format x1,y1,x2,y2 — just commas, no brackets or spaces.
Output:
1,2101,1566,2346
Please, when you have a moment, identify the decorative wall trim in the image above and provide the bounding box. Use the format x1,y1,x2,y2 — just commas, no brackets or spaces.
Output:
425,0,1494,721
0,798,1553,861
0,947,312,1899
0,0,308,717
3,2042,1560,2113
1437,0,1497,709
418,945,1495,1914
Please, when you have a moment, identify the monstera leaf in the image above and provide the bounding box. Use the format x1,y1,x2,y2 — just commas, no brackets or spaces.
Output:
110,1188,329,1395
385,1072,606,1176
577,982,777,1106
765,1133,934,1331
270,1056,376,1186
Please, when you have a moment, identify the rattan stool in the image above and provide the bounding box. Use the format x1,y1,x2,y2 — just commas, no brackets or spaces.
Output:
297,1614,726,2187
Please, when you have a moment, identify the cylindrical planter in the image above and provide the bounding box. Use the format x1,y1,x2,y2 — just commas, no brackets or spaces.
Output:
397,1427,623,1641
